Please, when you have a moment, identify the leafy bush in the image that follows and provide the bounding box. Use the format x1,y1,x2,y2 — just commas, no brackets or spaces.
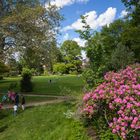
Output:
108,44,135,71
66,63,76,73
43,70,49,76
0,76,3,80
82,69,95,88
82,68,104,89
69,71,78,75
81,64,140,139
20,68,33,92
53,63,67,74
8,82,17,90
31,68,37,76
9,71,19,76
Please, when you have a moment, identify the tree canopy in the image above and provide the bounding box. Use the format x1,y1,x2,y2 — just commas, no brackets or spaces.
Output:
77,0,140,86
0,0,62,75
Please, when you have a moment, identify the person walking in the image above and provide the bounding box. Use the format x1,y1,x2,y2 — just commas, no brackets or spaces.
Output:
21,95,25,110
15,93,19,107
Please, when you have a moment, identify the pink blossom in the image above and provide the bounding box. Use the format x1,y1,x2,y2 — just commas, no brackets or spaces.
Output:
82,64,140,139
112,129,117,133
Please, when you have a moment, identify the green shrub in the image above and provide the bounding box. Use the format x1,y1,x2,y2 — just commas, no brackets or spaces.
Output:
66,63,76,73
8,82,17,90
0,75,3,80
43,70,49,76
108,44,135,71
53,63,67,74
31,68,37,76
82,69,94,87
20,68,33,92
69,71,78,75
82,68,104,89
9,71,19,76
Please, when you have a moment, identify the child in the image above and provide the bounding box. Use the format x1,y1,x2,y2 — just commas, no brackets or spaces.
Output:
2,95,7,103
13,104,17,116
15,93,19,107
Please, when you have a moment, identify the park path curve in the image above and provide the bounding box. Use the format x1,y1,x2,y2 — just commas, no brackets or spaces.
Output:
1,93,72,109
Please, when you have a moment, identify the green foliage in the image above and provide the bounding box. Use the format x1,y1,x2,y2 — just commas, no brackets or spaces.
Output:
0,0,62,73
69,71,78,75
8,82,17,90
81,115,119,140
6,58,20,76
43,70,49,76
121,0,140,61
121,0,139,6
66,63,76,73
77,16,140,84
121,25,140,61
61,40,81,60
99,127,119,140
0,76,3,80
60,40,82,74
53,62,81,75
82,68,104,90
53,63,67,74
0,103,91,140
82,69,95,88
76,15,93,41
0,61,9,75
42,42,63,72
0,61,9,79
108,44,135,70
20,68,33,92
0,75,84,95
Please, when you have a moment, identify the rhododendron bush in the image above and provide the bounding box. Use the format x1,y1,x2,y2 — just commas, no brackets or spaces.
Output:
82,64,140,139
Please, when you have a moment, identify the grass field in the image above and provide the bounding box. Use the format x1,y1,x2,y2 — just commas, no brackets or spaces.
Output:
0,75,90,140
0,102,91,140
0,75,85,96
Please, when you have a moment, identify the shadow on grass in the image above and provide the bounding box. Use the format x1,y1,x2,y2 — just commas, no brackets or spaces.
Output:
0,125,8,133
0,112,9,120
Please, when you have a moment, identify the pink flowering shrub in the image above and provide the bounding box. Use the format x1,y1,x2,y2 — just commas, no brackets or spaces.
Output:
82,64,140,139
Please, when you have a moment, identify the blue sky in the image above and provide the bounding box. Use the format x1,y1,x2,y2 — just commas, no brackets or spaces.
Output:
46,0,127,47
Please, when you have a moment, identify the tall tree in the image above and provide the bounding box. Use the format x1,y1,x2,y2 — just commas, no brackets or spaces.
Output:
61,40,82,73
0,0,62,71
121,0,140,61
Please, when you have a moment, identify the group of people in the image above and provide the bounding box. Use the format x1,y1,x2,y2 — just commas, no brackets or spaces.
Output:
0,90,26,116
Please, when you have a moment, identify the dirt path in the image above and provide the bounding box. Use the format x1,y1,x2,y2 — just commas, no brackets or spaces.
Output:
22,93,69,99
1,93,72,109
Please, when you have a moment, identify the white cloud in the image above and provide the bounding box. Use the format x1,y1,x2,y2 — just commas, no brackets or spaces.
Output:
46,0,89,8
73,37,86,47
120,10,128,18
62,7,117,31
63,33,69,40
81,50,87,59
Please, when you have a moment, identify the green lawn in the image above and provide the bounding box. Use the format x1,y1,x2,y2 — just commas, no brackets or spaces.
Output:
0,77,20,93
0,75,85,96
0,75,90,140
0,102,91,140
